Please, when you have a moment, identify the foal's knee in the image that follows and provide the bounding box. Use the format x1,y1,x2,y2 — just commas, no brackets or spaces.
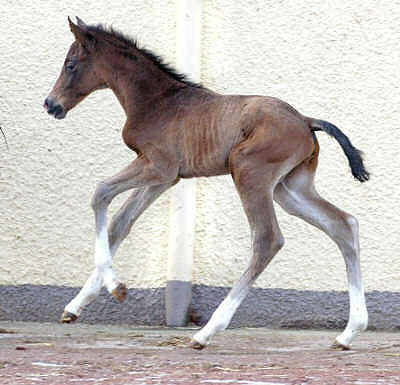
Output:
91,182,112,210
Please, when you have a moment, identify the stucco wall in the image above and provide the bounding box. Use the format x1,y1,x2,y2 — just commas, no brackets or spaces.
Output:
1,1,399,296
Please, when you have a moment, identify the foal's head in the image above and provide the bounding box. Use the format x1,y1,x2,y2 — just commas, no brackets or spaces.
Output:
44,18,106,119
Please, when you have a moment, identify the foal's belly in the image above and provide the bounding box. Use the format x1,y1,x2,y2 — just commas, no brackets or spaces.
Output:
177,123,239,178
175,94,260,178
178,141,231,178
178,160,230,178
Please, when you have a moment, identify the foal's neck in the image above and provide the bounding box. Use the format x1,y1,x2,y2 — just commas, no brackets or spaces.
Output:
99,49,186,118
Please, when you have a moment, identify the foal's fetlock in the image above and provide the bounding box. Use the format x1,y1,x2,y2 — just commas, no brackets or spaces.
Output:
189,339,206,350
331,340,351,351
190,329,213,350
357,312,369,332
111,282,128,303
60,311,78,323
333,312,368,349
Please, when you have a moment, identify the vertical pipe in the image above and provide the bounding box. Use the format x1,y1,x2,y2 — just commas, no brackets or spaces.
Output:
165,0,203,327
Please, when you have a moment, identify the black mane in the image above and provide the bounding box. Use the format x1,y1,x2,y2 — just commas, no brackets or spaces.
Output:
87,24,202,89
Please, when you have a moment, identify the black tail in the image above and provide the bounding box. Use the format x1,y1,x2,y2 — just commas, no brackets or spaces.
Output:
309,119,369,183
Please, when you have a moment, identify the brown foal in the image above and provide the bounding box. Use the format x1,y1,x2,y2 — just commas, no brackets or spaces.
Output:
44,18,369,350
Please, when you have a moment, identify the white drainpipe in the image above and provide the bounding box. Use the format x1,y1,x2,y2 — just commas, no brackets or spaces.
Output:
165,0,203,326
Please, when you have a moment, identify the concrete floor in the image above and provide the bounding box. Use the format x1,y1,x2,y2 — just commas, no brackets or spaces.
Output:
1,321,400,384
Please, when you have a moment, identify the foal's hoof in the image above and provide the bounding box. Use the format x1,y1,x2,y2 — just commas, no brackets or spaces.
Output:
112,283,128,303
331,340,350,351
60,311,78,324
189,339,206,350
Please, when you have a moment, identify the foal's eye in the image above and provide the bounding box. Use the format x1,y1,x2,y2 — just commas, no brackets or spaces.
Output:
65,62,76,72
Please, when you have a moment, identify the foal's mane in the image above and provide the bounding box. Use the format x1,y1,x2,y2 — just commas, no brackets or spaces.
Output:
87,24,202,89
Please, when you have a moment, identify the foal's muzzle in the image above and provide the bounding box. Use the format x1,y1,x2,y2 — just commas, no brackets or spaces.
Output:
43,97,67,120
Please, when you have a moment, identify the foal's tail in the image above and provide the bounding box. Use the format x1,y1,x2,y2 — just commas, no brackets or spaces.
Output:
308,118,369,183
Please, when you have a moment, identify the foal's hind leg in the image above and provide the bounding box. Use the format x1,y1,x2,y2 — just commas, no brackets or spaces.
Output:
274,155,368,349
191,146,293,348
61,181,175,322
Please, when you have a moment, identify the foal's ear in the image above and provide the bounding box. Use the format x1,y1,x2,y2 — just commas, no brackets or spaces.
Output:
68,16,96,52
76,16,87,28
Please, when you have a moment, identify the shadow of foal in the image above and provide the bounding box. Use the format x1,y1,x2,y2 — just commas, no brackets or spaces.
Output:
44,17,369,350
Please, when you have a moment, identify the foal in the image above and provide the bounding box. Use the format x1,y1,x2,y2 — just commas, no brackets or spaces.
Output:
44,18,369,350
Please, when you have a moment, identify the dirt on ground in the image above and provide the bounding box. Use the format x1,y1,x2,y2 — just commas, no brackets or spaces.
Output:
0,321,399,384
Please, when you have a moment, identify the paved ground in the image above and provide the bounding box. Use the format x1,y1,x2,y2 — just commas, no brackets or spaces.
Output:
1,322,400,384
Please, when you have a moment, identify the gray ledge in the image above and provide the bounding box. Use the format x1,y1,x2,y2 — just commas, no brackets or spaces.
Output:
0,284,399,330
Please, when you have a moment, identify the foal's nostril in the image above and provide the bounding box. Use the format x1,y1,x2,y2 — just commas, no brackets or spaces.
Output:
53,105,63,116
44,97,51,111
46,99,57,115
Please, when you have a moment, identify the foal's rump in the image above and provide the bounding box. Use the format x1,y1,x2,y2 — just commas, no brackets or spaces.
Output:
246,95,369,182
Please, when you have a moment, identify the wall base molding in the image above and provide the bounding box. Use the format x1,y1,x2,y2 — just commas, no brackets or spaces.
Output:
1,284,399,330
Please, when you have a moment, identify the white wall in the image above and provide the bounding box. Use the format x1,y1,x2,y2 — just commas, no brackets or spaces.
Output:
1,1,399,293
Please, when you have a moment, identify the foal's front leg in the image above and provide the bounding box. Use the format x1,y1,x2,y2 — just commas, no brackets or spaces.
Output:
61,154,178,322
108,182,178,260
